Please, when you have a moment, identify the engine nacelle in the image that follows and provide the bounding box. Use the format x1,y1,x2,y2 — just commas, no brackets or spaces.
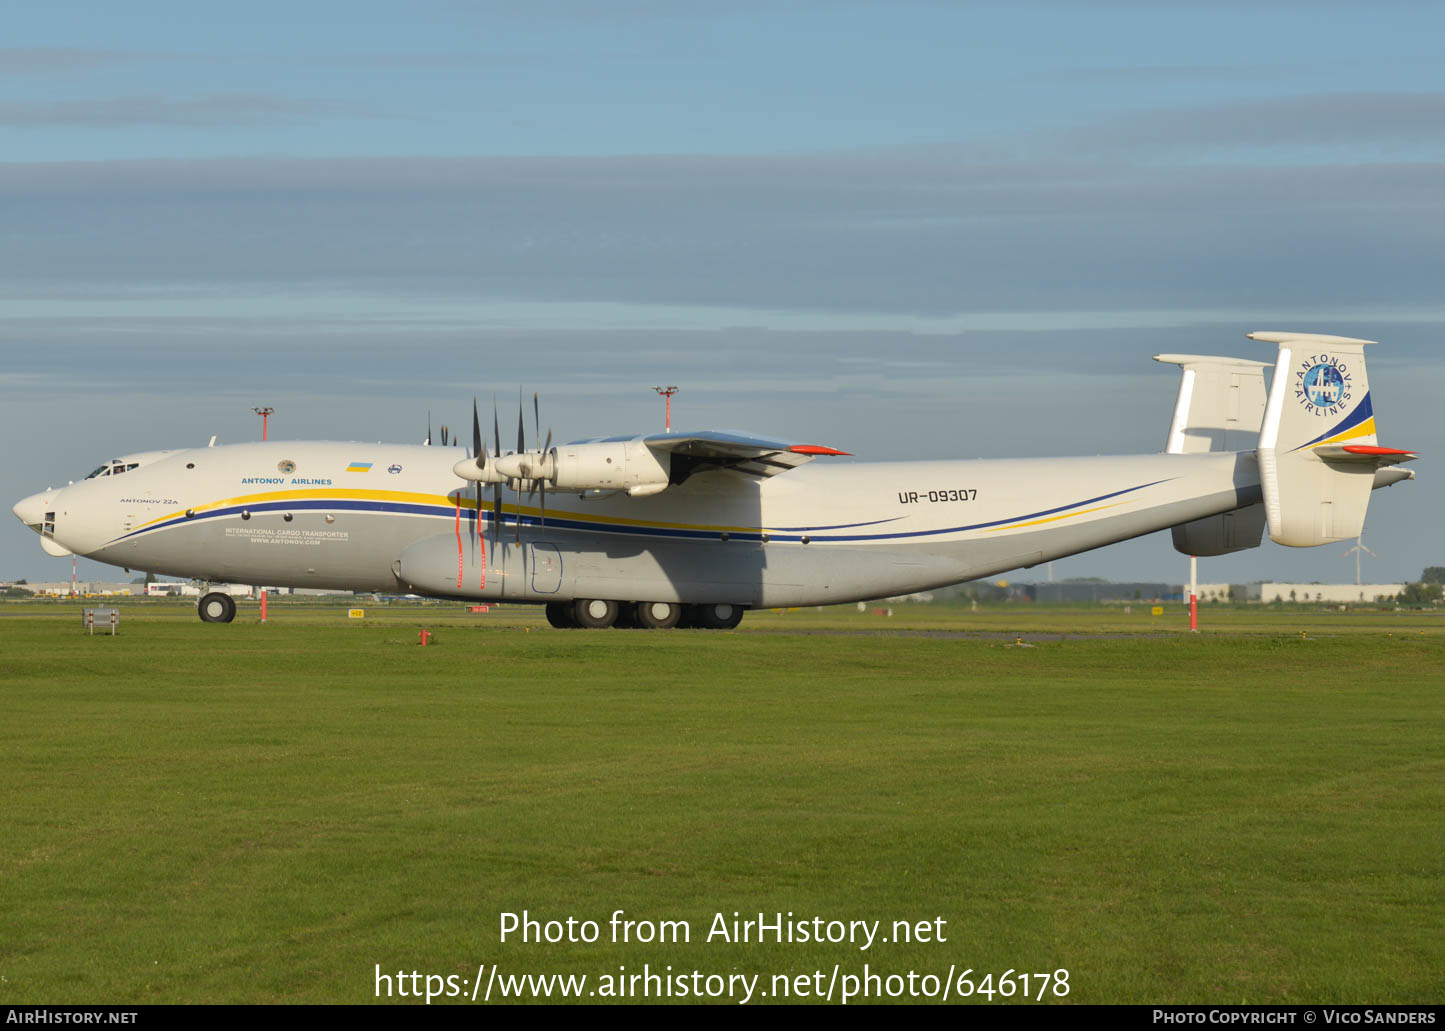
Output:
552,439,671,495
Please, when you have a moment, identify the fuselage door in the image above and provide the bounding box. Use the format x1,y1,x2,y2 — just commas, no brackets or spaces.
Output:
529,542,562,594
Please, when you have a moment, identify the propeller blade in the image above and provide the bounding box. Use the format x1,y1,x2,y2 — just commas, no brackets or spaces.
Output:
527,391,541,502
492,397,503,551
516,393,526,543
493,483,502,552
426,410,433,447
539,428,552,524
540,438,550,529
469,400,484,543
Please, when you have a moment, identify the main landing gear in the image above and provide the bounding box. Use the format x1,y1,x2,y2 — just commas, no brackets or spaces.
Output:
197,592,237,623
545,600,744,630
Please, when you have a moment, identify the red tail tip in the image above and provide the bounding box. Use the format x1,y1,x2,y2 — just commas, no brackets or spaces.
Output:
1341,445,1416,456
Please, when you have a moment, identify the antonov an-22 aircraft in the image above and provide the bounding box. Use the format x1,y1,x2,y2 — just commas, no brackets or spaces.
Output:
11,332,1417,629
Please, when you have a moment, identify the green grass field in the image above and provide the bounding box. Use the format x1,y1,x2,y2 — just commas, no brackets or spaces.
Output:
2,599,1442,1005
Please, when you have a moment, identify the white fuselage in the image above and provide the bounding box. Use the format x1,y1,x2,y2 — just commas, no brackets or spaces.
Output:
13,440,1257,606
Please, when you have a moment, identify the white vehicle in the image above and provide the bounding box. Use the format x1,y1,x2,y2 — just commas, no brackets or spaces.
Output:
12,332,1417,629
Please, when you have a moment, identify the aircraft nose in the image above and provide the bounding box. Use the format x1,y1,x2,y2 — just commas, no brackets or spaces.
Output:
12,491,47,530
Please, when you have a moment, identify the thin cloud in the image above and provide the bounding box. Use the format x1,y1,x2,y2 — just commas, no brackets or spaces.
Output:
0,48,181,75
0,152,1440,317
1034,92,1445,160
0,94,343,128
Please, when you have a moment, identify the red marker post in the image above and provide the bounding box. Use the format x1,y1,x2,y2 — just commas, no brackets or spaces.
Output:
1189,555,1198,632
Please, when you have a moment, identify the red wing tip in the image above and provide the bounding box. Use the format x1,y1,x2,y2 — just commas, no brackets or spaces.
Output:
1342,445,1417,456
790,444,851,456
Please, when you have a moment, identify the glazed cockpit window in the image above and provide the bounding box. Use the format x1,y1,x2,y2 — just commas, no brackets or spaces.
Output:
84,460,137,478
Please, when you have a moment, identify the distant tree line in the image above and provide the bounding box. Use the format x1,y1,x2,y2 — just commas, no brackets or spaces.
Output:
1398,568,1444,606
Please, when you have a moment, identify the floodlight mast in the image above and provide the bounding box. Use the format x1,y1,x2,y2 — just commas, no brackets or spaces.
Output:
252,407,274,441
653,386,678,432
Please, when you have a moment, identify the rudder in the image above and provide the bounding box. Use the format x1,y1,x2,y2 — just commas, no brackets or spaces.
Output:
1252,331,1379,547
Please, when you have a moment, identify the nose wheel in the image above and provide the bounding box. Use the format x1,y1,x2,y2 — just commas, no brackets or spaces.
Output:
197,592,237,623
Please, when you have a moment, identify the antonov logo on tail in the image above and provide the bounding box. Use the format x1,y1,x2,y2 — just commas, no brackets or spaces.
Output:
1296,355,1352,415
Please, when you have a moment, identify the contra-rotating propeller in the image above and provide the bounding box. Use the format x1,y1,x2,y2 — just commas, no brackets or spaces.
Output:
449,390,556,553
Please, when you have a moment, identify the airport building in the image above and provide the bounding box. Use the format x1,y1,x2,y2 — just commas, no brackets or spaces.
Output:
1009,581,1407,604
1026,581,1181,603
1257,583,1405,604
17,581,140,597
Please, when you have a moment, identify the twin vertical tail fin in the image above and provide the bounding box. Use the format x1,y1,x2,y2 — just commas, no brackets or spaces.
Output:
1251,331,1413,547
1155,353,1271,454
1155,353,1271,556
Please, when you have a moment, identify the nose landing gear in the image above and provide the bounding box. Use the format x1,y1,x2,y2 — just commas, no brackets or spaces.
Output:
197,592,237,623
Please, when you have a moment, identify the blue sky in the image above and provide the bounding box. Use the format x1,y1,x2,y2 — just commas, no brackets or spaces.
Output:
3,1,1441,585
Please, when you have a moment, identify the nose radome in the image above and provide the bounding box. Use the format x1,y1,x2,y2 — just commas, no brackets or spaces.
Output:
12,492,47,529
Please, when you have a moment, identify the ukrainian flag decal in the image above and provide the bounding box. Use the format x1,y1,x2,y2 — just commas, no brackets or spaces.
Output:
345,461,373,473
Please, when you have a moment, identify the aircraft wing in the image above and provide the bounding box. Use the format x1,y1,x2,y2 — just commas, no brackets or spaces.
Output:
639,430,849,480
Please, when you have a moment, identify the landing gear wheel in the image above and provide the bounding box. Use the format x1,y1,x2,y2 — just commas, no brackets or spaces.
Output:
198,592,236,624
634,601,682,629
545,602,576,629
572,598,619,629
690,603,744,630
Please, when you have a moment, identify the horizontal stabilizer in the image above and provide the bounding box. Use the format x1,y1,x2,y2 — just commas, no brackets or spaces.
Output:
1313,445,1417,464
